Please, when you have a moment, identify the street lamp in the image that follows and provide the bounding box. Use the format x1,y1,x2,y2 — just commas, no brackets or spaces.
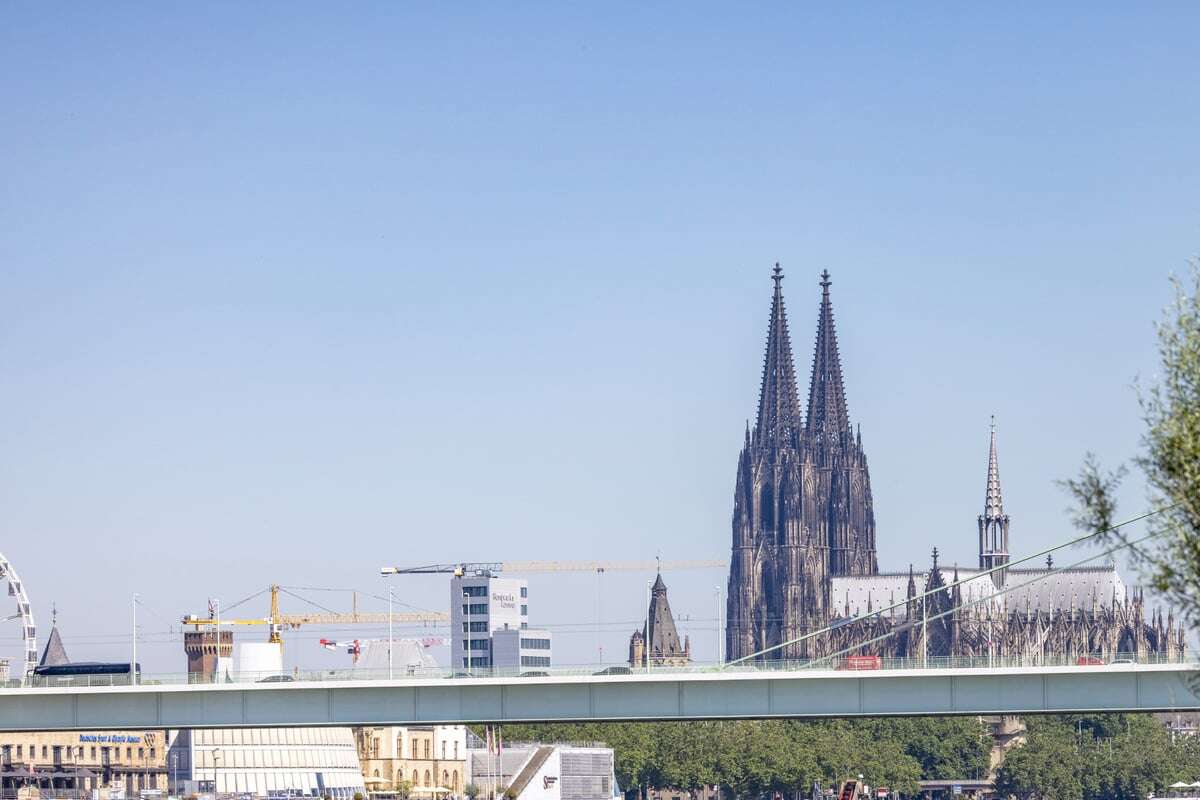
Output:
379,568,398,679
464,591,472,677
211,749,222,794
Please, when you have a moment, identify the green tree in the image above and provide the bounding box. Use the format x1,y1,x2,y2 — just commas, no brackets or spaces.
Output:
995,717,1083,800
1060,265,1200,629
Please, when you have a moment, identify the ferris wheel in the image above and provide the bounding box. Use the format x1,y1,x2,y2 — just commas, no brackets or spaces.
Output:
0,552,37,680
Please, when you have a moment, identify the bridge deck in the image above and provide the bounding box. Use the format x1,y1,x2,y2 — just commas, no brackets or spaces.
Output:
1,663,1197,731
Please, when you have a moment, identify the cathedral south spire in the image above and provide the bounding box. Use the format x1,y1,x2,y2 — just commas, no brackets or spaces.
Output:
805,270,851,441
978,417,1011,586
754,263,802,451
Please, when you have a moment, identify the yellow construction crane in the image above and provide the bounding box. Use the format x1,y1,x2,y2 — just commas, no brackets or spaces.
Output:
380,559,727,577
181,584,449,645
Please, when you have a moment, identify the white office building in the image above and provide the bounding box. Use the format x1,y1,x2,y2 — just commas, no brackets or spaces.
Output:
168,727,367,799
467,743,614,800
450,575,552,671
492,628,552,670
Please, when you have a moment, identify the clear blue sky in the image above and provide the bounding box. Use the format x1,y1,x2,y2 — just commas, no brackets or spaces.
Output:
1,5,1197,672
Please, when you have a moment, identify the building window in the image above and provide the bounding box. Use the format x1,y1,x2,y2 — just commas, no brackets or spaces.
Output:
462,586,487,597
424,770,431,787
520,638,550,650
520,604,528,616
467,603,487,615
412,771,419,786
453,771,460,790
15,746,21,759
443,770,449,786
521,656,551,667
454,741,459,758
520,587,527,598
149,748,156,759
424,740,430,759
469,621,487,632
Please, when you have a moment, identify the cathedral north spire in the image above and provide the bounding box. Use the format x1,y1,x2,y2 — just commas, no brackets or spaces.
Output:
805,270,851,440
754,264,802,450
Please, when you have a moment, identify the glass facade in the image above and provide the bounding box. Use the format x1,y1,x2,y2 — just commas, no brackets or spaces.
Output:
170,727,367,799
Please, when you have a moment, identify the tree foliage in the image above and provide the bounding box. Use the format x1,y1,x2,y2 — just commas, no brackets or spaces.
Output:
1060,264,1200,625
997,713,1200,800
492,718,987,797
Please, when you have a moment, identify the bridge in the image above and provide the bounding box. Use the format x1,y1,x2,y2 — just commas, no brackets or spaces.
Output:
2,661,1197,732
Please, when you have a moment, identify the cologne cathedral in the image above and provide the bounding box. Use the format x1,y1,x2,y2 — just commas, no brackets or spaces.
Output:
725,267,1185,664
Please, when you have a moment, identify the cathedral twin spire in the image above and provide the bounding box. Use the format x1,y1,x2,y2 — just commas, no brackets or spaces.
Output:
754,265,851,448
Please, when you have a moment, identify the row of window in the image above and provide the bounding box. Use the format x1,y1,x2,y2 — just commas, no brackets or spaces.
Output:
369,768,461,790
368,737,459,761
461,638,490,652
201,770,364,795
461,586,487,597
520,656,551,667
462,603,488,615
520,638,551,650
192,728,349,746
461,621,488,633
463,656,490,668
194,749,359,770
0,744,156,764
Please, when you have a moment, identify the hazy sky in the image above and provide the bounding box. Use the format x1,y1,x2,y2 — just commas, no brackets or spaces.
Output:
2,5,1198,672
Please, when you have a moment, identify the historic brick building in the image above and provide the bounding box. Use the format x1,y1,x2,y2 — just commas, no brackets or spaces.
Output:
628,573,692,668
725,267,1185,663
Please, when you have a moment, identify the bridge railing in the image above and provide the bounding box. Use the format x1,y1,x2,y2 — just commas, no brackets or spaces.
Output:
4,651,1194,690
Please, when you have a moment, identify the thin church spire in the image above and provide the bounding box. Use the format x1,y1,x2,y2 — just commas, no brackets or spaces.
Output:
984,415,1004,520
754,263,801,448
805,270,851,439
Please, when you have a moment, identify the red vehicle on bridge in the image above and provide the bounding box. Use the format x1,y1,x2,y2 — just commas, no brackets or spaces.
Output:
837,655,883,670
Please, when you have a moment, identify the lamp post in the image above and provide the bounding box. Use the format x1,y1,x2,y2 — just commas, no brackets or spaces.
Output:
644,580,652,673
464,590,472,677
213,598,221,684
131,593,138,686
211,748,221,794
714,585,723,665
379,568,399,679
